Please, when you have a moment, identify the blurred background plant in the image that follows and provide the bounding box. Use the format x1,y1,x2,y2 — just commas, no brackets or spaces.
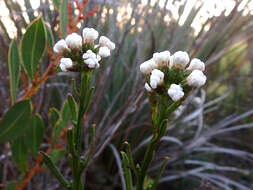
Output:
0,0,253,189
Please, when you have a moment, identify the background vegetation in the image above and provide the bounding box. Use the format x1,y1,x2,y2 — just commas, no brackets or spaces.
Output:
0,0,253,189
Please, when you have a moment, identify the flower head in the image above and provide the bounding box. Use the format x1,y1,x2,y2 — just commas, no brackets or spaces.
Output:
153,51,170,68
167,84,184,101
99,36,115,50
140,59,157,75
60,58,73,72
170,51,189,69
187,58,205,72
187,70,207,87
98,46,111,58
83,50,101,69
65,33,82,49
82,28,99,43
53,39,69,54
150,69,164,89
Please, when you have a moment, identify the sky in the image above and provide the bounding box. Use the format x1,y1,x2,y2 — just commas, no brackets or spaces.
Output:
0,0,252,38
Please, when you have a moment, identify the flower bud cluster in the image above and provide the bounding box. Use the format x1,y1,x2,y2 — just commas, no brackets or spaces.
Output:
53,28,115,72
140,50,207,102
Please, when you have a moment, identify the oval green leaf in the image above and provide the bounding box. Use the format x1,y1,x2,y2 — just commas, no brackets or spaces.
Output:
25,114,44,157
8,39,21,104
0,100,32,143
21,17,46,79
11,137,28,173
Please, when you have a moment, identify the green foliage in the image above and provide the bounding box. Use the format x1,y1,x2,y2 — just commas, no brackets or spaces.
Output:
25,114,44,157
0,100,31,142
6,181,17,190
11,137,28,173
60,0,68,38
45,23,55,49
53,0,60,10
52,98,71,144
21,17,47,79
8,39,21,104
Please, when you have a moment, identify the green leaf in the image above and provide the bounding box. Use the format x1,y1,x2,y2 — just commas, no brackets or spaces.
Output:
60,0,68,38
52,99,71,143
40,151,70,189
67,94,78,121
45,23,55,49
21,17,46,79
25,114,44,157
8,39,21,104
49,149,66,164
53,0,60,10
0,100,31,143
11,137,28,173
6,181,17,190
49,107,60,128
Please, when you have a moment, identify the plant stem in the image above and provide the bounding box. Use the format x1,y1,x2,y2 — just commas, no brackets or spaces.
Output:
71,72,92,190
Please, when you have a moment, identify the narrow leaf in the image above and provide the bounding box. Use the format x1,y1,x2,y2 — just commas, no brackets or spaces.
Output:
49,107,60,128
11,137,28,173
45,23,55,49
25,114,44,157
21,17,46,79
8,39,21,104
67,94,78,122
0,100,31,142
40,151,70,189
52,99,71,143
60,0,68,38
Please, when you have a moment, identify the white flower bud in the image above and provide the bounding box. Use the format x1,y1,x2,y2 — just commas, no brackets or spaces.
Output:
60,58,73,72
187,58,205,72
53,39,69,54
187,70,207,87
84,58,99,68
153,50,170,68
140,59,157,75
65,33,82,49
83,50,100,69
98,46,111,57
82,28,99,43
145,83,152,92
167,84,184,101
170,51,189,69
99,36,115,50
150,69,164,89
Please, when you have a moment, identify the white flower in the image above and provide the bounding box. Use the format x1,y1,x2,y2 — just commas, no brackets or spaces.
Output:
187,58,205,71
99,36,115,50
150,69,164,89
187,70,207,87
145,83,152,92
140,59,157,75
82,28,99,43
84,58,99,68
170,51,189,69
167,84,184,101
153,50,170,68
53,39,69,54
83,50,100,69
98,46,111,57
65,33,82,49
60,58,73,72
